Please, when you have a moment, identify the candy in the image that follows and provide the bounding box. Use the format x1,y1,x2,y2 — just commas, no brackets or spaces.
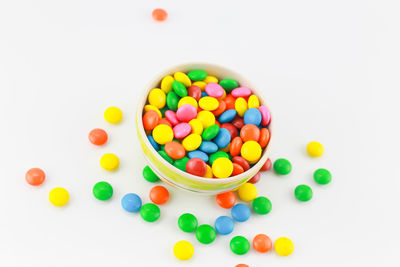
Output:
188,119,203,135
172,123,191,139
159,150,174,164
144,105,162,118
182,134,202,151
88,128,108,145
161,75,174,93
195,224,216,244
172,81,188,97
230,236,250,255
258,105,271,126
219,79,239,91
241,141,262,163
247,95,260,109
232,156,250,171
313,168,332,185
166,91,179,111
188,69,207,81
231,203,250,222
143,110,160,131
214,128,231,148
260,158,272,171
232,116,244,129
240,124,260,142
273,158,292,175
219,109,237,123
252,196,272,215
238,183,258,201
274,237,294,256
253,234,272,253
178,96,198,109
232,163,244,176
199,96,219,111
243,108,262,126
201,124,219,141
212,100,226,116
203,75,218,84
307,141,324,157
174,72,192,87
224,94,236,110
178,213,198,232
197,110,215,128
176,104,197,122
187,85,201,101
100,153,119,171
232,87,252,98
216,191,236,208
193,81,206,90
173,241,194,261
294,185,313,201
199,141,218,153
204,164,213,178
93,181,113,200
235,97,248,117
205,83,224,98
148,88,166,109
212,157,233,178
258,128,270,148
150,185,169,205
174,157,190,172
230,137,243,156
214,216,234,235
25,168,45,186
104,106,123,124
152,8,168,21
152,124,174,145
248,172,260,184
185,158,207,176
235,264,249,267
143,166,160,182
49,187,69,206
140,203,160,222
121,193,142,212
165,110,179,125
188,150,209,162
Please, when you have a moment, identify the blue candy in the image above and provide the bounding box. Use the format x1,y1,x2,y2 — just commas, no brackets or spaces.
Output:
188,150,209,162
199,141,218,153
214,216,234,235
148,135,159,151
243,108,262,126
121,193,142,212
219,109,237,123
231,203,251,222
213,128,231,148
201,92,208,97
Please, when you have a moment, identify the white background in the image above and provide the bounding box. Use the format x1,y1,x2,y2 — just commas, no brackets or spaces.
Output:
1,0,400,266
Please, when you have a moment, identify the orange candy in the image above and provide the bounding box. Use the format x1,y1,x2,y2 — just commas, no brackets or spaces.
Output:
25,168,46,186
143,110,160,130
165,141,185,159
216,191,236,209
88,128,108,145
224,94,236,110
232,156,250,171
235,265,249,267
258,128,270,148
150,185,169,204
240,124,260,142
152,8,168,21
253,234,272,253
230,137,243,156
212,100,226,116
158,118,172,127
232,163,244,176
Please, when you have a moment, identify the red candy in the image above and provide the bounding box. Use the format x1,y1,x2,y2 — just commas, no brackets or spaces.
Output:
248,172,261,184
216,191,236,208
232,156,250,171
230,137,243,157
258,128,270,148
165,141,185,159
158,118,172,127
232,116,244,129
212,100,226,116
143,110,160,130
240,124,260,142
221,123,238,140
232,163,244,176
260,158,272,171
150,185,169,204
224,94,236,110
185,158,207,177
188,85,202,101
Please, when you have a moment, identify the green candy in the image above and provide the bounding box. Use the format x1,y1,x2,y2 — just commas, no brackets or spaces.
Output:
230,236,250,255
178,213,198,232
142,165,160,183
160,106,168,117
202,124,220,141
252,196,272,215
188,69,207,81
273,158,292,175
93,181,113,201
166,91,179,111
209,151,230,165
219,79,239,91
172,81,188,97
174,157,190,172
158,150,174,164
195,224,216,244
313,168,331,185
140,203,160,222
294,184,313,202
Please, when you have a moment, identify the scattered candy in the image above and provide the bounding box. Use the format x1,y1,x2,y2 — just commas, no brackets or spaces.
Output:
49,187,69,206
178,213,198,232
273,158,292,175
195,224,216,244
231,203,251,222
216,191,236,209
25,168,45,186
307,141,324,157
88,128,108,145
248,172,260,184
214,216,234,235
230,236,250,255
140,203,161,222
150,185,169,205
252,196,272,215
143,165,160,183
121,193,142,212
152,8,168,22
294,185,313,202
93,181,113,200
100,153,119,171
313,168,332,185
237,183,258,201
260,158,272,171
173,240,194,261
274,237,294,256
253,234,272,253
104,106,123,124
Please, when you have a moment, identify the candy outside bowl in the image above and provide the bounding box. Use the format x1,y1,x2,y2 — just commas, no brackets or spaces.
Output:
136,63,273,195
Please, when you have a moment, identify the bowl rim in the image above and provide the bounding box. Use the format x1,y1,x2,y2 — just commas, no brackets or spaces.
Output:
136,62,273,185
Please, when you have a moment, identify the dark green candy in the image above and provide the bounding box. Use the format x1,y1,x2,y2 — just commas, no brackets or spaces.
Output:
313,168,332,185
230,236,250,255
172,81,188,97
142,165,160,183
174,157,190,171
160,106,168,117
219,79,239,91
294,184,313,202
188,69,207,81
178,213,198,232
158,150,174,164
202,124,220,141
166,91,179,111
195,224,216,244
209,151,230,165
140,203,160,222
252,196,272,215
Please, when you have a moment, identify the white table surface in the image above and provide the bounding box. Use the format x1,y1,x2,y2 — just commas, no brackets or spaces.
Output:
1,1,399,266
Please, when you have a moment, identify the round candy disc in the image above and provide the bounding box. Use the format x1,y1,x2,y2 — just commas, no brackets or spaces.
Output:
25,168,45,186
274,237,294,256
178,213,198,233
121,193,142,212
49,187,69,207
294,185,313,202
273,158,292,175
140,203,160,222
93,181,113,201
173,240,194,261
195,224,216,244
230,236,250,255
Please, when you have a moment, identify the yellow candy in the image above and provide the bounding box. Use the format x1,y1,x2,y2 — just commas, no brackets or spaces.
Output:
274,237,294,256
203,75,218,84
100,153,120,171
198,96,219,111
152,124,173,145
104,107,123,124
238,183,258,201
178,96,198,109
192,81,206,90
189,119,203,135
161,75,174,93
235,97,248,117
204,164,213,178
174,72,191,87
306,141,324,157
148,88,166,109
197,111,215,129
173,240,194,261
49,187,69,207
220,143,230,153
218,89,226,100
144,105,162,118
241,141,262,162
182,134,202,151
212,157,233,178
247,95,260,109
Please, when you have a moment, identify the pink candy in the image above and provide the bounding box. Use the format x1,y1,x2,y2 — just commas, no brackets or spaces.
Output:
165,110,179,126
231,87,252,98
258,105,271,126
176,104,197,122
173,123,191,139
205,83,224,98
